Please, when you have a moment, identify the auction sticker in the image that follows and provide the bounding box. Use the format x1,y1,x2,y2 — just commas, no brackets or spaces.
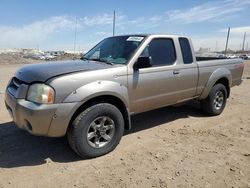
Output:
126,36,144,42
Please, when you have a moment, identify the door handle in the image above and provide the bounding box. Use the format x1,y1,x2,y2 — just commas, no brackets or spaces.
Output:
173,70,180,75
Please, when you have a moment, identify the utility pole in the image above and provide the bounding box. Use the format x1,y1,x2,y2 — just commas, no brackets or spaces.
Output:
113,10,116,36
225,27,230,55
74,16,77,53
242,32,246,52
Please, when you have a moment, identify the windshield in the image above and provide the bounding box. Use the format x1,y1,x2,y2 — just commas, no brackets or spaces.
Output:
84,36,145,65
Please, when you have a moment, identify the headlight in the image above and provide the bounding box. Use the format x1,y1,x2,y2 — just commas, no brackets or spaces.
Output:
27,84,55,104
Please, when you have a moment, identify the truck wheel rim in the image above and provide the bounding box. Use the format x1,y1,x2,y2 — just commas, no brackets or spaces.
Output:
213,91,224,110
87,116,115,148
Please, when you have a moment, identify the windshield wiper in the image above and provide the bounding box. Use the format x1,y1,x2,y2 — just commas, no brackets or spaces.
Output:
89,58,114,65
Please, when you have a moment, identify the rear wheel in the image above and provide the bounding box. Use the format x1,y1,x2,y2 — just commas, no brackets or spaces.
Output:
201,83,227,116
67,103,124,158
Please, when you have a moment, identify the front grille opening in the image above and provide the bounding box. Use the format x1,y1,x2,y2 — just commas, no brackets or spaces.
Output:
10,77,23,89
12,78,22,89
7,77,25,96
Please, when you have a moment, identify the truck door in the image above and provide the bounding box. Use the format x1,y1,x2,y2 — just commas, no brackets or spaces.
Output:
128,37,198,114
175,37,199,101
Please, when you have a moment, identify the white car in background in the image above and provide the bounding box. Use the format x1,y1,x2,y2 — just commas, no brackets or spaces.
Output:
44,54,56,60
227,54,238,59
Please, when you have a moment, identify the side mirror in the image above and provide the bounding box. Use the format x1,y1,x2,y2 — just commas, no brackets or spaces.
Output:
133,56,152,70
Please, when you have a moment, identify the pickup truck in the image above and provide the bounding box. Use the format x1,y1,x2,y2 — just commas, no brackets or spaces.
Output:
5,34,244,158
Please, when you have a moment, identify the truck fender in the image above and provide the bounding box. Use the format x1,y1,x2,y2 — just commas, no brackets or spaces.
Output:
48,81,130,137
199,68,232,100
63,80,129,109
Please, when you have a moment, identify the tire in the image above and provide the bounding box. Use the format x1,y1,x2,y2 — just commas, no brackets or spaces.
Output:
67,103,124,158
201,83,227,116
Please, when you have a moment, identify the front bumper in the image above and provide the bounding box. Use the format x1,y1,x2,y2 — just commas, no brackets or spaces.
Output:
5,90,79,137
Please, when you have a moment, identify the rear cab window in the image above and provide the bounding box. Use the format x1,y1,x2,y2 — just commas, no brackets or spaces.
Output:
179,37,193,64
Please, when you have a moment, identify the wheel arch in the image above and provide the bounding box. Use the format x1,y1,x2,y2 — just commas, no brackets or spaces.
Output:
68,95,131,133
199,68,232,99
213,77,230,98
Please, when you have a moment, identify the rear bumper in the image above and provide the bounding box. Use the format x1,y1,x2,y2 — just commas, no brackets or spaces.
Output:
5,90,79,137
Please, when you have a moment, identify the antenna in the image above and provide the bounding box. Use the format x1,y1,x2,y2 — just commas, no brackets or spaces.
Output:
113,10,116,36
74,16,77,53
225,27,230,55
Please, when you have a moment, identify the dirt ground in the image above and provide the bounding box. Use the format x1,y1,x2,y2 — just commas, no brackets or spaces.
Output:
0,61,250,188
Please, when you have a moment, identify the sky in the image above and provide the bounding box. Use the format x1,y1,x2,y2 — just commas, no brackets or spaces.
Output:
0,0,250,51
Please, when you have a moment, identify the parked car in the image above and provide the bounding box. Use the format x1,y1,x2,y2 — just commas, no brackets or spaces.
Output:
227,54,238,59
239,54,250,60
44,54,56,61
5,34,244,158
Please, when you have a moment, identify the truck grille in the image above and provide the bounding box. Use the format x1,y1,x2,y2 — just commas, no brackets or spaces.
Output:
8,77,25,96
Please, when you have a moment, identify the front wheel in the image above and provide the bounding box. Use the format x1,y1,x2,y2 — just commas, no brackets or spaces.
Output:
67,103,124,158
201,84,227,116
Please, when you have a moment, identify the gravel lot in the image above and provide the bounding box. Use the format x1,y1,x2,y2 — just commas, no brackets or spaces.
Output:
0,61,250,188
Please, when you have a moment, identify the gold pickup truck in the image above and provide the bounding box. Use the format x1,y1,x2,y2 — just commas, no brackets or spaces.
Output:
5,34,244,158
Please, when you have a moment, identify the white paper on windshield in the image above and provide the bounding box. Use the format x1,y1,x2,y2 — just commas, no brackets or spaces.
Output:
126,36,144,42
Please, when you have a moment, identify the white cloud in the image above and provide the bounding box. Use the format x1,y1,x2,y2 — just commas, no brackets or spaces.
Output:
120,15,163,31
149,16,162,22
120,0,250,28
128,17,145,25
0,1,249,50
80,14,112,26
220,26,250,35
198,26,249,51
0,16,75,48
79,13,125,26
166,0,250,24
113,0,250,30
94,31,112,36
192,31,249,51
0,14,125,49
192,36,227,51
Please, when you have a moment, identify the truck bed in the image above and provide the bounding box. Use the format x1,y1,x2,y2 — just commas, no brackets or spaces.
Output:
195,57,244,97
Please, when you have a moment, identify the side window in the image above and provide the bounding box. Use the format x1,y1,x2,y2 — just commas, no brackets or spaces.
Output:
179,37,193,64
141,38,176,67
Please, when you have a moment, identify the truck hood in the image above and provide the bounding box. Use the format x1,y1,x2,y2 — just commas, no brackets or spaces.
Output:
15,60,112,83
